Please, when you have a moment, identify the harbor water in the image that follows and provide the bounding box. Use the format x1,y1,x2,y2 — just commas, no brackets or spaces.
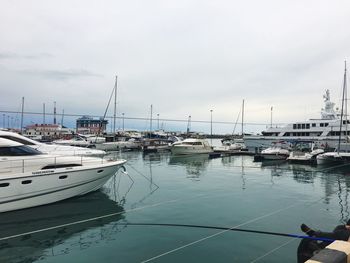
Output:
1,143,350,262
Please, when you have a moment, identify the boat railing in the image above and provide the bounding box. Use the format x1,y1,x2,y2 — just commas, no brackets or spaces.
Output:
0,155,110,174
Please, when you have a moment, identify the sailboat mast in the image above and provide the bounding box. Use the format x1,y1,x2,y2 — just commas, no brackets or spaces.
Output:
150,104,153,138
20,97,24,134
241,99,244,137
113,76,118,134
338,61,347,153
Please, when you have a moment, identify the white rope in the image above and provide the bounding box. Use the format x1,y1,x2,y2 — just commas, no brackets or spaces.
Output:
0,198,180,242
250,239,296,263
141,202,301,263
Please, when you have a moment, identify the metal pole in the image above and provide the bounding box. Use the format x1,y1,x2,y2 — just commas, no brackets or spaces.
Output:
61,109,64,126
7,116,10,128
242,99,244,136
157,114,159,130
113,76,118,134
54,101,57,124
2,114,5,128
122,113,125,131
20,97,24,134
43,103,46,125
210,109,213,144
150,105,153,138
270,106,273,128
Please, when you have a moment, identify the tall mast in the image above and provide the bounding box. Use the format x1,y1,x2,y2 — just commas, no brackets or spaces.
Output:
54,101,57,125
61,109,64,126
113,76,118,134
150,104,153,138
43,103,46,125
241,99,244,136
270,106,273,128
338,61,347,153
187,115,191,135
20,97,24,134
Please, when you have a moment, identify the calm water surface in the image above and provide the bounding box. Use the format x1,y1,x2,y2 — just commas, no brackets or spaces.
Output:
1,147,350,263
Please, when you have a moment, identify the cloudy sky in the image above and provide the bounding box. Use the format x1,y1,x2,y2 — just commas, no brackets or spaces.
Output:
1,0,350,133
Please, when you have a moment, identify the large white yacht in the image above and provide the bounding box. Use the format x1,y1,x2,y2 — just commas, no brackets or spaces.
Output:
244,90,349,149
0,138,126,212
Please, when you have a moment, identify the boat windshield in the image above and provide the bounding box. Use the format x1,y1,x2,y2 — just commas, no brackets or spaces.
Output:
182,142,203,146
0,135,36,145
0,145,42,156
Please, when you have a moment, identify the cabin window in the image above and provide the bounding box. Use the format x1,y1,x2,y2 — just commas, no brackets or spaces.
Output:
302,124,305,129
312,123,316,127
59,175,68,179
306,124,310,129
21,180,32,185
297,124,301,129
293,133,296,136
0,183,9,187
325,123,329,127
0,146,42,156
293,124,296,129
320,123,324,127
42,164,82,170
284,133,290,136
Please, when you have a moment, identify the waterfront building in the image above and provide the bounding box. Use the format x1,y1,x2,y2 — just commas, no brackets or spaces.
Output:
25,124,72,140
76,116,108,135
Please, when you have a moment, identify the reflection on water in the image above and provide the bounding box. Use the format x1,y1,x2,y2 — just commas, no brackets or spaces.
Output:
0,191,125,263
169,154,210,179
4,150,350,262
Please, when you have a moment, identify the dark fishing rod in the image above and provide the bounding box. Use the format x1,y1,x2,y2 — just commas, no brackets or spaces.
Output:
119,222,335,243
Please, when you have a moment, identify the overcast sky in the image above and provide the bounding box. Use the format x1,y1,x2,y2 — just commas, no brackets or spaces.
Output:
1,0,350,133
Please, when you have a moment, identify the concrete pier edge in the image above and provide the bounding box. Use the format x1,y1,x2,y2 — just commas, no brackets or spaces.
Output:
306,240,350,263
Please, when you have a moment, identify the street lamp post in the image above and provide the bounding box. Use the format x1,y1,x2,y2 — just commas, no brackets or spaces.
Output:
157,114,159,130
122,113,125,131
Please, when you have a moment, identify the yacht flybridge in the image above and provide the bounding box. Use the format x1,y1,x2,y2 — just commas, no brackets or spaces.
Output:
0,138,126,212
244,89,350,149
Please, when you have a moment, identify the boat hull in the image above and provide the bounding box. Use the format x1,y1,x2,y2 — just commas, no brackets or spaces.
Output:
171,146,212,155
261,153,289,160
0,160,126,212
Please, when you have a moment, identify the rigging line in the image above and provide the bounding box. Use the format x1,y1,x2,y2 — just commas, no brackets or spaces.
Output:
0,198,181,242
126,163,159,189
140,202,307,263
95,84,115,141
250,239,296,263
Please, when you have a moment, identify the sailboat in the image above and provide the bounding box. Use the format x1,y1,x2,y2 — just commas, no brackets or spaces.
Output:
317,62,350,165
215,100,247,152
93,77,141,151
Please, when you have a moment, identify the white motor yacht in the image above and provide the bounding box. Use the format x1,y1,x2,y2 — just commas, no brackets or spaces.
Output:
214,138,246,152
95,138,142,151
316,151,350,165
0,138,126,212
52,136,92,147
171,138,213,155
288,148,324,164
0,130,106,157
287,141,324,164
260,142,290,160
244,89,349,149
